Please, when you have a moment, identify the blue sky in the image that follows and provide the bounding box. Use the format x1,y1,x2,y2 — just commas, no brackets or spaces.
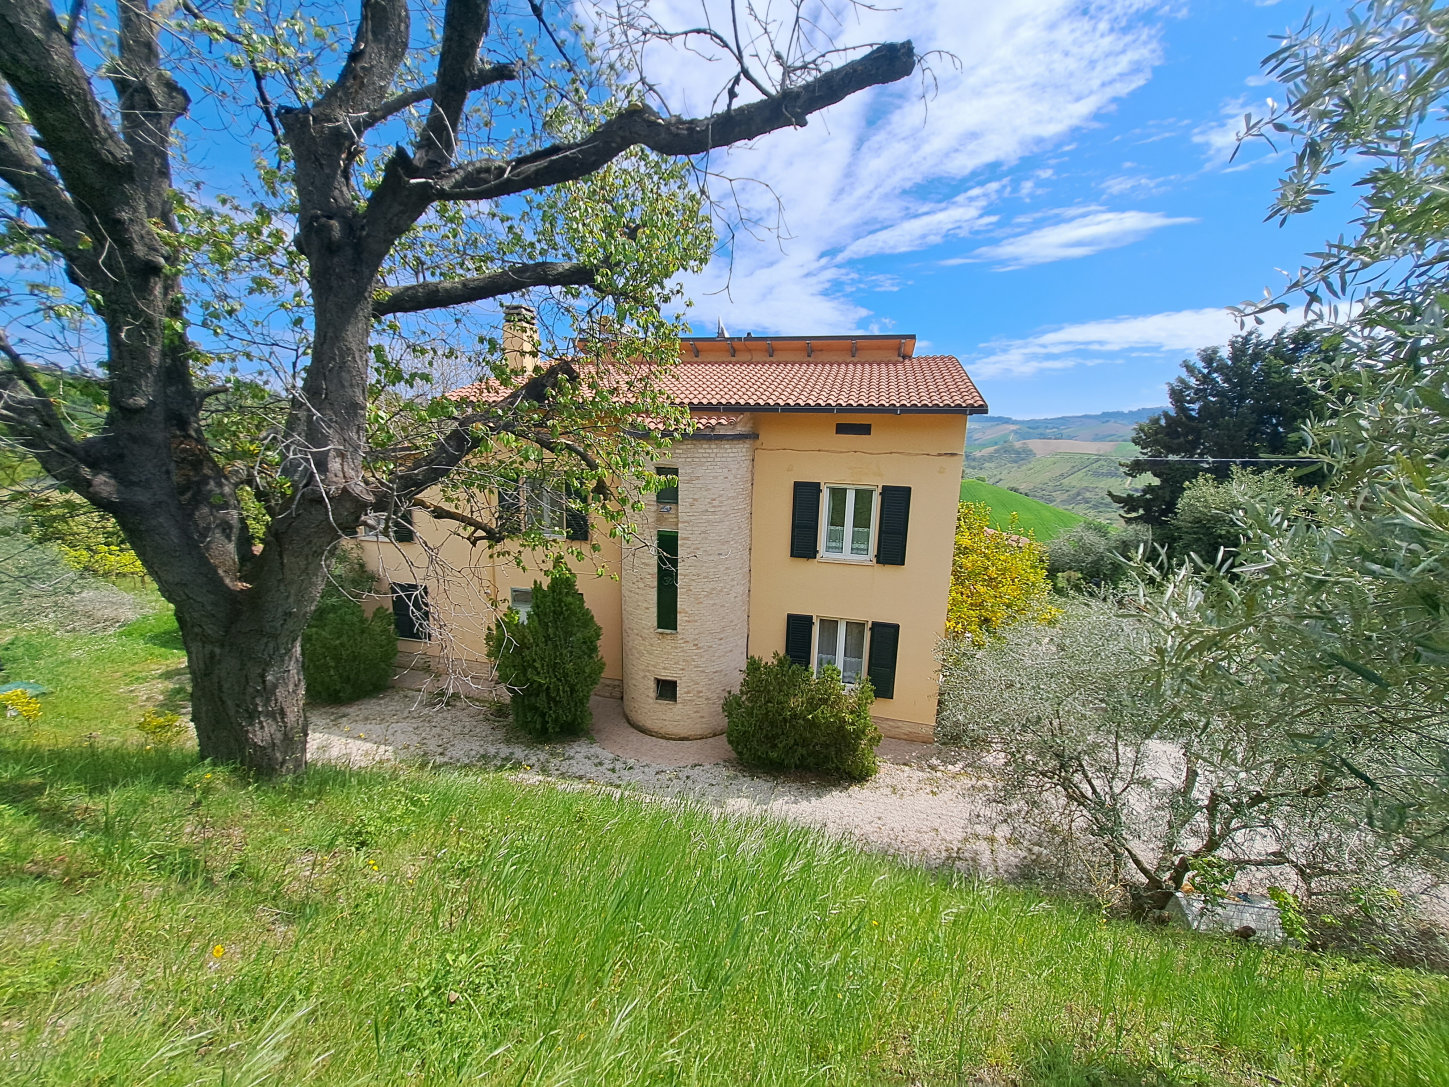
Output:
652,1,1357,418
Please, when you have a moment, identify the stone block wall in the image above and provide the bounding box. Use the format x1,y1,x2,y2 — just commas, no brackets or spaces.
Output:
621,422,756,739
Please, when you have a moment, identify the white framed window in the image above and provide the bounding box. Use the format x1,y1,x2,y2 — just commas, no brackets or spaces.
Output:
815,616,868,685
821,485,875,560
524,481,567,537
509,587,533,621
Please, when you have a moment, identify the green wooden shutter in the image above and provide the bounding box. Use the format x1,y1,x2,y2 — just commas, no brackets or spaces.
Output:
790,481,822,558
497,477,522,536
656,531,678,631
391,505,416,542
392,583,430,641
785,613,814,668
866,621,899,699
875,486,911,566
565,485,589,541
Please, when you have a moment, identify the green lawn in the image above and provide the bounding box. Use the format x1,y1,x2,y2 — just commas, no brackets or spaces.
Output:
960,477,1087,540
3,603,1449,1085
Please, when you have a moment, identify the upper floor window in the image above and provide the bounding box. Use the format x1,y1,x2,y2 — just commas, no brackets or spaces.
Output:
655,467,679,505
823,486,874,560
499,478,588,541
523,481,567,537
790,481,910,566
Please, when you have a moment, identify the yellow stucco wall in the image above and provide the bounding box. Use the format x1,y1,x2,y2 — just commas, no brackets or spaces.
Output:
746,412,967,739
357,506,624,690
356,409,967,740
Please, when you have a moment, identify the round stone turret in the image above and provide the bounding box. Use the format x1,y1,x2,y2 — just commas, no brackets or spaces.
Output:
621,418,755,738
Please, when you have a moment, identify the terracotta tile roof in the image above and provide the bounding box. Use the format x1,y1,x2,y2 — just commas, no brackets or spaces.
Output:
662,352,987,414
448,336,988,416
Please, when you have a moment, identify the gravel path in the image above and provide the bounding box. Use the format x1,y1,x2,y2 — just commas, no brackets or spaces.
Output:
309,690,1019,876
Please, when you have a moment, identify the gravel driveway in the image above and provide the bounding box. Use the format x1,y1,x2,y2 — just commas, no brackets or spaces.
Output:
308,689,1019,876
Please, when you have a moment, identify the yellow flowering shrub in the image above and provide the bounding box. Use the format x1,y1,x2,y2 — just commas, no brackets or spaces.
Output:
0,689,42,723
946,502,1060,643
59,542,147,579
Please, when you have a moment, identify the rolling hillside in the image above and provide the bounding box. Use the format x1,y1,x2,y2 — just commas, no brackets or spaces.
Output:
958,478,1087,540
965,411,1158,520
966,408,1161,449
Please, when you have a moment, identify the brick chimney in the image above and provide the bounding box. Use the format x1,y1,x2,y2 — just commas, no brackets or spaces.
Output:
502,304,539,368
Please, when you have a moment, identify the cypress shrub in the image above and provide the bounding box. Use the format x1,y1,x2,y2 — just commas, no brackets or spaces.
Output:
487,567,604,739
723,653,880,781
301,548,398,703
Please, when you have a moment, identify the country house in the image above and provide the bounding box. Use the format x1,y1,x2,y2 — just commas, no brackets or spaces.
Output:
358,313,987,742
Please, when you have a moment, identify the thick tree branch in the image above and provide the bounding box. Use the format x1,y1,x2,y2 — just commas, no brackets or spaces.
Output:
372,261,595,317
432,40,915,202
314,0,411,118
0,0,167,277
0,83,99,285
414,0,492,172
361,61,517,130
383,360,578,502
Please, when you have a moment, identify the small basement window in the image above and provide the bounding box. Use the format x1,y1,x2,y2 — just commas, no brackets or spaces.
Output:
836,422,872,436
655,678,678,702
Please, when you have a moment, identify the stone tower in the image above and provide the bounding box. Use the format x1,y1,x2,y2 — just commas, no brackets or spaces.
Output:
620,417,755,738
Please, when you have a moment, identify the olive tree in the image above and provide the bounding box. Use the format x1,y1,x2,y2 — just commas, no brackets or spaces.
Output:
1137,0,1449,853
936,599,1407,915
0,0,916,772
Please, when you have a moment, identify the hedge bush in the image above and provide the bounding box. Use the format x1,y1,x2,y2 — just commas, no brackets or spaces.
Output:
486,567,604,739
301,547,398,704
723,653,880,781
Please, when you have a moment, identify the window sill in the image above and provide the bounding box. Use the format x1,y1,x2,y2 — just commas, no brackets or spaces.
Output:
655,628,678,635
817,554,874,565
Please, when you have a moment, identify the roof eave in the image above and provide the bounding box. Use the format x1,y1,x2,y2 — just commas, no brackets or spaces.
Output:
685,402,989,416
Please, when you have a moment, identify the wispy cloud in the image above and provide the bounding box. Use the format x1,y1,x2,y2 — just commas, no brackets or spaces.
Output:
584,1,1168,332
971,209,1196,269
969,306,1290,378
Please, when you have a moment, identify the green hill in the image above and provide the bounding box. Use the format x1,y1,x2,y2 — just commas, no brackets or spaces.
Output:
967,408,1161,449
970,446,1146,522
963,411,1157,520
959,478,1087,540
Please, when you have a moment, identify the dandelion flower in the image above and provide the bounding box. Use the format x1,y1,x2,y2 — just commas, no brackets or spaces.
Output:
212,944,225,959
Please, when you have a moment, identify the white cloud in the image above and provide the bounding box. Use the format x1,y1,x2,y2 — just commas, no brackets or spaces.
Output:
971,209,1195,269
970,306,1291,378
580,0,1167,332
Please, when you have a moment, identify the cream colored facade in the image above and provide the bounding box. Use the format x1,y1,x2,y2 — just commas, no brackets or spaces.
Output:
357,332,982,744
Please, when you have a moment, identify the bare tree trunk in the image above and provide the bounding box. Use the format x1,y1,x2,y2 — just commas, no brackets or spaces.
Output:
180,619,309,774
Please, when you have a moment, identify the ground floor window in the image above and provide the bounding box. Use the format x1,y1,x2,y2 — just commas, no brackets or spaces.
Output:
509,586,533,621
815,617,867,684
655,678,678,702
391,582,430,641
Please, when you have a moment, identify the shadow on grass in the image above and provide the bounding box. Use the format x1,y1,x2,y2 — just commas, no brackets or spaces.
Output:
0,737,198,794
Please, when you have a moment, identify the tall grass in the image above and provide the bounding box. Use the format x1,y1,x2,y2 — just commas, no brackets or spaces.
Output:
2,605,1447,1085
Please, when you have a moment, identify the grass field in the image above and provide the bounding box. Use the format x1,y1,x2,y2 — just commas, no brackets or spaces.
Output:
4,596,1449,1085
960,477,1087,540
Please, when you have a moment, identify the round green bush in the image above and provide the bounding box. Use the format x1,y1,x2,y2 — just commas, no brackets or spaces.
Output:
723,653,880,781
301,548,398,704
